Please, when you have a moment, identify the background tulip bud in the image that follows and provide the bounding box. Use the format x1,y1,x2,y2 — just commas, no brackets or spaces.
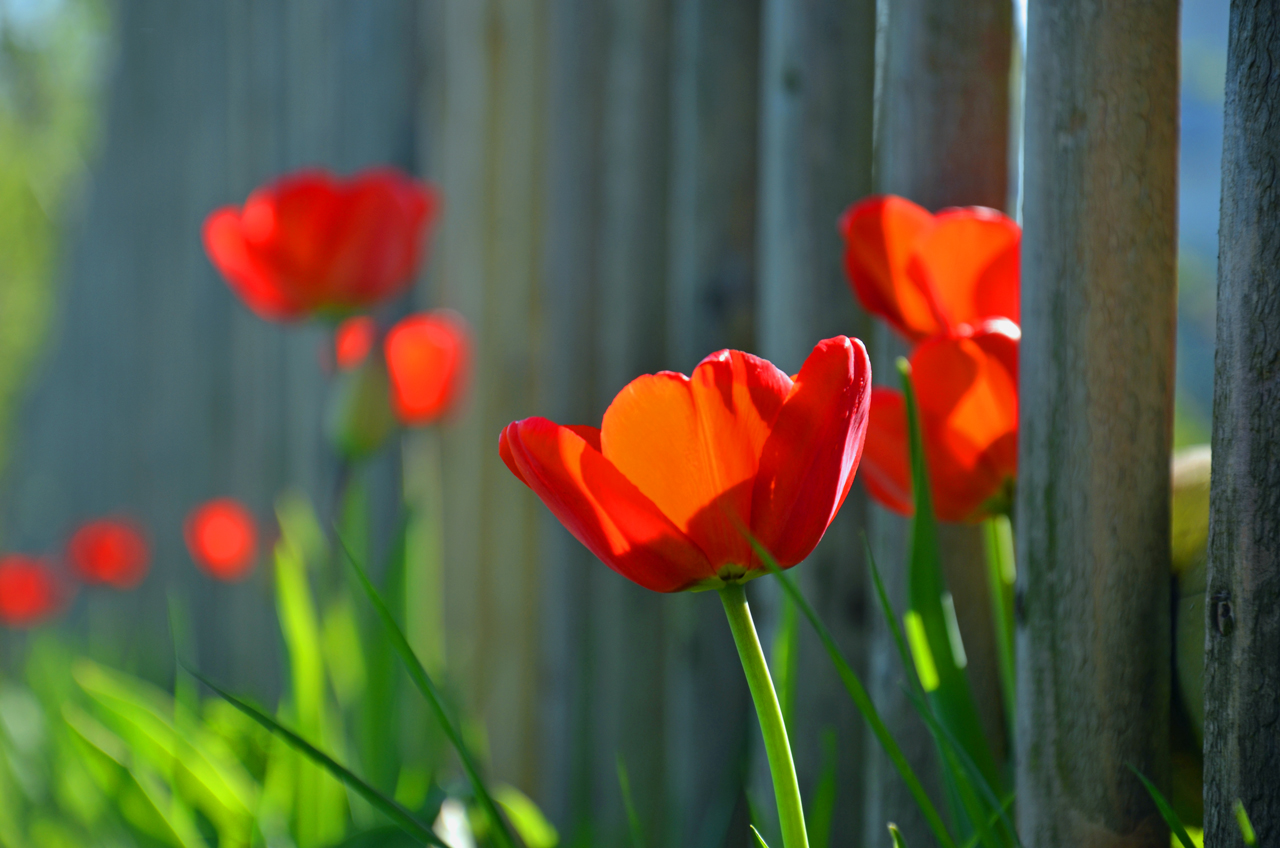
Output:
325,355,399,460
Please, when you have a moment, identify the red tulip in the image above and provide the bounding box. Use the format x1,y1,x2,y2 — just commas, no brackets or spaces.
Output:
185,499,259,581
840,195,1020,342
385,311,470,426
0,556,62,627
203,168,439,321
500,337,871,592
335,315,377,370
861,320,1019,522
67,518,150,589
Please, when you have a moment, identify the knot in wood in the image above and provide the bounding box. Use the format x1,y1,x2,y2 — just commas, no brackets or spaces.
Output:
1212,592,1234,637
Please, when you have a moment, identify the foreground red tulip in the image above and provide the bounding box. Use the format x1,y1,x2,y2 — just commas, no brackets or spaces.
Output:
203,168,439,321
385,311,470,426
67,518,150,589
501,337,871,592
185,499,259,581
334,315,378,370
0,556,62,627
840,195,1020,342
861,320,1019,522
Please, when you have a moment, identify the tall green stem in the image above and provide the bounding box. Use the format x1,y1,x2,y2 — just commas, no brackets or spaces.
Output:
719,583,809,848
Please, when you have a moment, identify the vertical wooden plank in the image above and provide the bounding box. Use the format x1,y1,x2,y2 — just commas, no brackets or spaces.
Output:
431,0,550,793
1203,0,1280,841
587,2,675,843
756,0,876,842
864,0,1012,841
534,0,606,834
1018,0,1178,844
665,0,759,843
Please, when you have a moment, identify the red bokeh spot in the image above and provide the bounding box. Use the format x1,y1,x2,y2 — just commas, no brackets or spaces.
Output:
185,499,259,581
67,518,150,589
334,315,377,370
0,556,61,628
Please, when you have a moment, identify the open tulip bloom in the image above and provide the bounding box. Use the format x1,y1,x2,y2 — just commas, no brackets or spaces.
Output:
501,336,871,848
203,167,439,321
841,194,1022,523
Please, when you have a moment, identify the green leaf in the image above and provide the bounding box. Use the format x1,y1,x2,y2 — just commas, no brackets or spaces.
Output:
495,783,559,848
187,669,447,847
335,530,517,848
751,824,773,848
898,359,1008,840
749,539,956,848
888,823,908,848
1128,765,1195,848
617,754,645,848
771,594,800,732
981,517,1016,741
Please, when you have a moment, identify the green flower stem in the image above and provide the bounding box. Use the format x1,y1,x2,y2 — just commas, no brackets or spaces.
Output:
719,582,809,848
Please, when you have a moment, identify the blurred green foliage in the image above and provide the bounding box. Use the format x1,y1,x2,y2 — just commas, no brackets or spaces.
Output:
0,0,109,477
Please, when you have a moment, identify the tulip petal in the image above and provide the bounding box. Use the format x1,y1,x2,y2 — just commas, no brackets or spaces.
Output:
600,351,791,567
839,196,941,341
752,336,872,566
385,312,470,426
203,208,307,319
906,207,1020,331
910,325,1018,521
502,419,714,592
859,387,914,516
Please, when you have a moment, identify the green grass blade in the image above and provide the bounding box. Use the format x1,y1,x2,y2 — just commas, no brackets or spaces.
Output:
749,540,956,848
495,783,559,848
188,668,447,847
616,754,645,848
751,825,773,848
335,530,516,848
888,823,908,848
1128,765,1195,848
1234,800,1257,846
807,729,838,848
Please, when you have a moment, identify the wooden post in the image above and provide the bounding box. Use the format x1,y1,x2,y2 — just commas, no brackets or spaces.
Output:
865,0,1012,842
756,0,876,841
1204,0,1280,841
1018,0,1178,844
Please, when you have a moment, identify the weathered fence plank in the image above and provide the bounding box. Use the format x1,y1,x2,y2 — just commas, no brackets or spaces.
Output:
1018,0,1179,845
1204,0,1280,842
865,0,1012,842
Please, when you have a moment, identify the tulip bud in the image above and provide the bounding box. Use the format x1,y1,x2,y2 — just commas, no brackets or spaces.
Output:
325,356,398,460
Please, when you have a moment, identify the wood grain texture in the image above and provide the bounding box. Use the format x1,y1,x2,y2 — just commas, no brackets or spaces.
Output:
1018,0,1178,845
0,0,419,696
666,0,759,843
864,0,1012,842
425,0,549,795
1204,0,1280,842
756,0,876,842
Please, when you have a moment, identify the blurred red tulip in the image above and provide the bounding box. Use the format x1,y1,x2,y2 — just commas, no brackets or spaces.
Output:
0,556,62,627
335,315,377,370
67,518,150,589
185,499,259,581
861,320,1019,522
385,311,470,426
203,168,439,321
501,337,871,592
840,195,1020,342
